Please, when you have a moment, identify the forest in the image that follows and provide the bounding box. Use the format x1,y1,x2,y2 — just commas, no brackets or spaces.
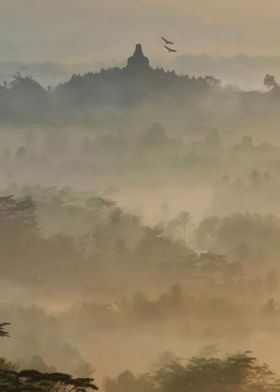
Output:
0,45,278,129
1,41,280,392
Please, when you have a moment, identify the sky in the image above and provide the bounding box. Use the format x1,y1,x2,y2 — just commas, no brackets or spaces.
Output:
1,0,280,64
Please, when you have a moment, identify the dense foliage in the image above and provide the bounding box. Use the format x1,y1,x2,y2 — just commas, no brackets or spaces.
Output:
0,323,98,392
105,352,280,392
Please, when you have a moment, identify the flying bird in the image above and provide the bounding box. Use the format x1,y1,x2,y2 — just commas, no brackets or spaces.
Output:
161,36,174,45
164,45,177,53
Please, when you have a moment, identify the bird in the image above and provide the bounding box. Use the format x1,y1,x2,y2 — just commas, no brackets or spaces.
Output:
161,36,174,45
164,45,177,53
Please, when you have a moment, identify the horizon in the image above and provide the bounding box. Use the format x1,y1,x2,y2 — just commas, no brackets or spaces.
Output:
0,44,280,90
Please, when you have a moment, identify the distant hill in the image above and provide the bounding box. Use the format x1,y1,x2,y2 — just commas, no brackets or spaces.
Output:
2,53,280,91
0,44,217,123
55,44,213,107
0,44,278,126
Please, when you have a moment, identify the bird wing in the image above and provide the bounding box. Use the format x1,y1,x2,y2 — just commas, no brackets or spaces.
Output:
162,37,174,45
164,45,177,53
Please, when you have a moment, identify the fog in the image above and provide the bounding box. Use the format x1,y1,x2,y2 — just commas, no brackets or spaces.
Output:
1,13,280,392
4,53,280,91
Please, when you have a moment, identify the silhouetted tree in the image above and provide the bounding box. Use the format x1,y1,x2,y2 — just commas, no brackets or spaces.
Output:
264,74,278,89
0,369,98,392
0,323,10,338
0,322,98,392
104,370,153,392
154,351,277,392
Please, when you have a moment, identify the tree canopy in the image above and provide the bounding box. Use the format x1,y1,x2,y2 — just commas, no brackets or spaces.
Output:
0,322,98,392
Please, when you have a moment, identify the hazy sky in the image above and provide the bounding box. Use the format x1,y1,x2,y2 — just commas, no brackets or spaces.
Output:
1,0,280,64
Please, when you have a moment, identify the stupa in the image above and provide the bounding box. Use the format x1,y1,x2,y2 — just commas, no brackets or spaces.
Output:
126,44,150,71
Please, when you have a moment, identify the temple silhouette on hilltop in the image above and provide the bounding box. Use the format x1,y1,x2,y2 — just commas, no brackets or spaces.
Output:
126,44,150,71
54,43,213,108
0,43,275,122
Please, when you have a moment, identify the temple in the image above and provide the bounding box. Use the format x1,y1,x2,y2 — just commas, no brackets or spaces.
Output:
126,44,150,71
55,43,211,107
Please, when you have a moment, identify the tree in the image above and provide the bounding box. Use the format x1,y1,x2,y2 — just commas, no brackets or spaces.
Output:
154,351,278,392
0,196,38,237
249,169,262,189
0,195,40,272
0,322,98,391
167,211,192,242
0,369,98,392
0,323,10,338
104,370,154,392
264,74,278,89
104,352,280,392
205,75,221,88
